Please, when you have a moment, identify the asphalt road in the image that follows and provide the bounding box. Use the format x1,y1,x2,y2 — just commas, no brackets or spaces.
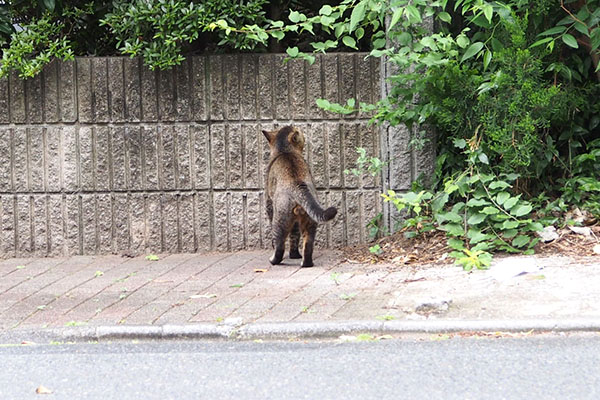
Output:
1,335,599,399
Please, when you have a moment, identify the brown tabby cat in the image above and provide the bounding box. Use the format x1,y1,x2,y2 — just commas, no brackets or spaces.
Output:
263,126,337,267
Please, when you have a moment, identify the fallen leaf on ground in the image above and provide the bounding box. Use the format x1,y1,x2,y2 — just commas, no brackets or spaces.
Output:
190,294,217,299
253,269,268,273
21,341,36,345
594,244,600,255
36,386,52,394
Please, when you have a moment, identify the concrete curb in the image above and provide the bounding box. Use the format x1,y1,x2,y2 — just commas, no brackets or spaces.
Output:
3,319,600,343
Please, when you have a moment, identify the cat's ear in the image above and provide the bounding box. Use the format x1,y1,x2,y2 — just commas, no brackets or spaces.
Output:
288,128,304,149
262,130,274,142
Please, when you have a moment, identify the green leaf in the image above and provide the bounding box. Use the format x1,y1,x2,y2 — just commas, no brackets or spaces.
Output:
478,152,489,164
441,223,464,236
482,4,493,23
512,235,530,248
540,26,567,36
286,47,299,57
448,238,465,250
319,5,333,16
503,196,519,209
482,206,500,215
146,254,159,261
438,211,462,223
456,35,469,48
503,229,518,238
289,10,301,23
342,36,357,49
438,11,451,23
502,220,520,229
511,204,533,217
461,42,484,62
489,180,510,190
468,229,492,244
349,2,366,32
483,49,492,70
467,198,489,207
42,0,55,11
530,37,554,48
496,192,510,205
389,8,403,31
467,213,486,225
562,34,579,48
405,5,422,23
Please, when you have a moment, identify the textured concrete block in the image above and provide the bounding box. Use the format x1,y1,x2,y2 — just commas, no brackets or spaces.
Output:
141,65,158,121
175,125,192,189
244,125,260,189
130,194,145,252
363,190,382,240
257,55,274,119
260,192,271,249
62,126,78,191
142,126,159,190
162,194,178,253
114,194,129,252
289,58,306,120
342,123,359,189
306,55,323,118
92,57,109,122
273,55,289,119
356,55,374,119
241,54,258,120
45,127,61,192
228,124,243,189
246,192,261,249
386,123,412,191
224,55,240,120
95,126,111,191
111,127,127,191
230,193,244,250
328,191,345,247
158,69,176,121
209,55,224,120
124,58,142,122
358,122,380,189
146,194,162,252
47,194,64,256
43,61,60,122
108,58,125,122
81,194,97,254
0,196,15,256
326,123,342,188
97,194,112,253
16,195,31,255
0,128,11,191
213,192,228,251
195,192,212,252
345,191,362,245
26,73,43,123
76,58,93,122
339,54,356,119
159,125,176,190
175,60,191,120
32,195,48,256
125,127,143,190
307,123,326,189
210,124,226,190
0,77,9,123
60,60,77,122
29,127,45,192
322,55,339,119
65,195,80,255
9,72,26,123
191,56,207,121
79,126,94,191
179,193,195,253
192,125,209,189
13,128,28,191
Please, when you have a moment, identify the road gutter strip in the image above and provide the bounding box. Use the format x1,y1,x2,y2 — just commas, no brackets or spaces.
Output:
3,319,600,343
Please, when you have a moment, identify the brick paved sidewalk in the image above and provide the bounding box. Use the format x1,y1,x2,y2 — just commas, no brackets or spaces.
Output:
1,250,599,333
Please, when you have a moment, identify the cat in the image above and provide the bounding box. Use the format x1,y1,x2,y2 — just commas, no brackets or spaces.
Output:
263,126,337,267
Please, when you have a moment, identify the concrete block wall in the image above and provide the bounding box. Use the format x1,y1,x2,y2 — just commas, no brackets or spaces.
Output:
0,54,382,256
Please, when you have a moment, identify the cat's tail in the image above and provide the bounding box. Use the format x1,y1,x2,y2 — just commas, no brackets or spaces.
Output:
293,183,337,223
